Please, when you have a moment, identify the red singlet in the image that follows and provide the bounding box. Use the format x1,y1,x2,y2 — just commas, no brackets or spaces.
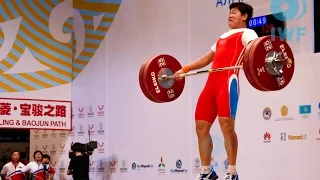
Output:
195,28,258,123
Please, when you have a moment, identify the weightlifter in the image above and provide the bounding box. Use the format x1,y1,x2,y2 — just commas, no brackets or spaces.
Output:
174,2,258,180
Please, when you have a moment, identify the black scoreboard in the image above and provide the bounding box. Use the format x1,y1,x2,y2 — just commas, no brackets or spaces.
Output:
248,12,286,39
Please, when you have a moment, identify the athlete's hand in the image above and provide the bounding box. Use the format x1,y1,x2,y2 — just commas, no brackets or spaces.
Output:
174,69,185,81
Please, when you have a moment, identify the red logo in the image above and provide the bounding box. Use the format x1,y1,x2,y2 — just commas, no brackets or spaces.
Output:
98,142,104,148
51,162,57,167
264,132,271,140
263,132,271,143
60,144,65,150
110,161,116,167
90,161,94,166
98,105,104,110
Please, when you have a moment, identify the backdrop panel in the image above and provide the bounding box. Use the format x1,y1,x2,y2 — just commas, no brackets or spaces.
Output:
27,0,319,180
29,0,122,179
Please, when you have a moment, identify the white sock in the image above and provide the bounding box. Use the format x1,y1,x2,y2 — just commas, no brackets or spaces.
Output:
228,165,237,175
200,166,211,174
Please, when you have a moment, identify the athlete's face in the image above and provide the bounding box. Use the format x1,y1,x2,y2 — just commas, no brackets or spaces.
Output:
11,152,20,162
35,152,42,161
228,8,247,29
42,158,49,163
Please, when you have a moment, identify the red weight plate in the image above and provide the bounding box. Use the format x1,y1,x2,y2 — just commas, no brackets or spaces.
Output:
245,35,294,91
139,57,160,103
143,54,185,103
243,39,265,91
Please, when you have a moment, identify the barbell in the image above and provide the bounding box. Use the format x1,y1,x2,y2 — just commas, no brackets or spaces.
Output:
139,35,295,103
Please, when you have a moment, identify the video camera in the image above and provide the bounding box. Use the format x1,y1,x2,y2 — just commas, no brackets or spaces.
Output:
69,141,98,159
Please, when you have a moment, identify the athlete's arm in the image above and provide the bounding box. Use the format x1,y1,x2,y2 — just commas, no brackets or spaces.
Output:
174,43,215,80
47,166,55,180
184,42,216,71
242,29,258,47
187,51,215,71
0,164,7,178
21,163,30,173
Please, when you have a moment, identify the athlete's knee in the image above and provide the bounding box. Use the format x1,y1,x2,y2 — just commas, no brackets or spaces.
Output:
196,120,212,138
219,117,235,135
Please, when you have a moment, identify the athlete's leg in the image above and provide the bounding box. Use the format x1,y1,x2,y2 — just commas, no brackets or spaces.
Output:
218,117,238,172
216,75,240,179
195,88,218,180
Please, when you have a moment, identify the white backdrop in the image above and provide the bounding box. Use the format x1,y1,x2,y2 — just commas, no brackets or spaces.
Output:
27,0,320,180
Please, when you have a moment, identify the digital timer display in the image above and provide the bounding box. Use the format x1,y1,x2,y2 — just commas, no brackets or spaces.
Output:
248,15,267,28
248,12,285,38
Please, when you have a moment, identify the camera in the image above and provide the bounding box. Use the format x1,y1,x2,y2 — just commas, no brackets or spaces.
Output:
69,141,98,159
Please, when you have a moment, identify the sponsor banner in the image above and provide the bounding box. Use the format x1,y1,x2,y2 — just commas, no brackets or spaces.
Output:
0,98,71,130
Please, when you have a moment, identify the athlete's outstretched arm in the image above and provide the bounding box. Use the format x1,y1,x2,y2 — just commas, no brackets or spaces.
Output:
185,50,215,71
174,46,215,79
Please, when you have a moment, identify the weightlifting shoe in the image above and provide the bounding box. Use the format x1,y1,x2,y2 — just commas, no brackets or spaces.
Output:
195,169,218,180
224,173,239,180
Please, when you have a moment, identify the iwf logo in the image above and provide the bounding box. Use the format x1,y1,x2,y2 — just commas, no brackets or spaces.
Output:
270,0,307,41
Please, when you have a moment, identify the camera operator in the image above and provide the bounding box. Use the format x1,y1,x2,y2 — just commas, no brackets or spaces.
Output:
67,143,89,180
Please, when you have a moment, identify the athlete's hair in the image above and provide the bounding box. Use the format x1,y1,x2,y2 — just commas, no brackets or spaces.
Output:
229,2,254,26
33,150,43,159
11,150,20,156
43,154,51,161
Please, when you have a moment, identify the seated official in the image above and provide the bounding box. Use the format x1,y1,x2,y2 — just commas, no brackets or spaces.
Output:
67,143,90,180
